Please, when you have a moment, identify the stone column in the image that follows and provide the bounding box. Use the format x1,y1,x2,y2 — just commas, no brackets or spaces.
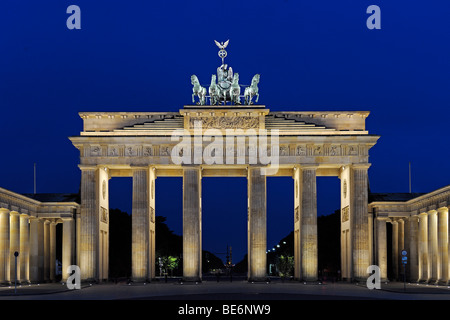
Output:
368,212,373,266
293,167,301,280
183,167,202,282
351,164,370,281
0,208,10,284
148,166,156,280
37,218,44,282
428,210,438,282
437,207,448,284
391,220,399,280
19,214,30,283
43,220,50,282
49,221,56,282
132,168,149,282
376,217,388,281
29,217,39,283
300,166,317,282
76,212,81,268
80,167,97,281
9,211,20,283
247,167,267,282
405,215,419,282
418,212,428,282
62,218,74,282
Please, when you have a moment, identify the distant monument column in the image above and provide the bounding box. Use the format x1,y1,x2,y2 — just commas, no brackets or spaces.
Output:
183,167,202,282
247,167,267,282
132,168,150,282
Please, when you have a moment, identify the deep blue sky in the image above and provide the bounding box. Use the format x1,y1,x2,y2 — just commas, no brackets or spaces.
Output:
1,0,449,263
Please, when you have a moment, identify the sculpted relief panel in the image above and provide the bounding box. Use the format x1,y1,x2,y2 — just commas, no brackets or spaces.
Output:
189,116,259,129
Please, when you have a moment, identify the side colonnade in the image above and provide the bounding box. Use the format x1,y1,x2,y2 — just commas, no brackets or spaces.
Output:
0,188,79,284
370,186,450,284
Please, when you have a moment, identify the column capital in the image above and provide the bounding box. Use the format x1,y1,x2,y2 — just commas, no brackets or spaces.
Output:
427,209,437,215
0,208,9,214
9,211,19,216
299,164,319,171
437,206,449,213
78,164,98,171
351,163,371,170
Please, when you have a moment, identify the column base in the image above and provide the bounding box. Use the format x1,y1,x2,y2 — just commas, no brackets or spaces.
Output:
248,277,270,283
181,277,202,283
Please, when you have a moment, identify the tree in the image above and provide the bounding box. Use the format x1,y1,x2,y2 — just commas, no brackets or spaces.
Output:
277,255,294,279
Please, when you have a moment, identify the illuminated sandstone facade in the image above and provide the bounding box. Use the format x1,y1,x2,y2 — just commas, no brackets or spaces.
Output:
69,105,379,282
369,186,450,283
0,189,79,284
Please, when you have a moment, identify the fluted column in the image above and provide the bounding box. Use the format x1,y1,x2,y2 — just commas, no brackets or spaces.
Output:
418,212,428,282
183,167,202,282
405,215,419,282
376,217,388,281
62,218,74,282
29,217,39,283
300,166,317,281
43,220,50,282
148,166,156,280
293,167,301,280
437,207,448,284
19,214,29,283
37,218,44,282
49,221,56,282
428,210,438,282
351,164,370,281
0,208,10,284
9,211,20,283
247,167,267,282
80,167,97,281
132,168,149,282
392,220,399,280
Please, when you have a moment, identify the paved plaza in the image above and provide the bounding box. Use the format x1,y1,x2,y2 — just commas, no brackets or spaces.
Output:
1,279,450,300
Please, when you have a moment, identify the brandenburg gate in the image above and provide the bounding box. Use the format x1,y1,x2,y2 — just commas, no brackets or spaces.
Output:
68,41,380,283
